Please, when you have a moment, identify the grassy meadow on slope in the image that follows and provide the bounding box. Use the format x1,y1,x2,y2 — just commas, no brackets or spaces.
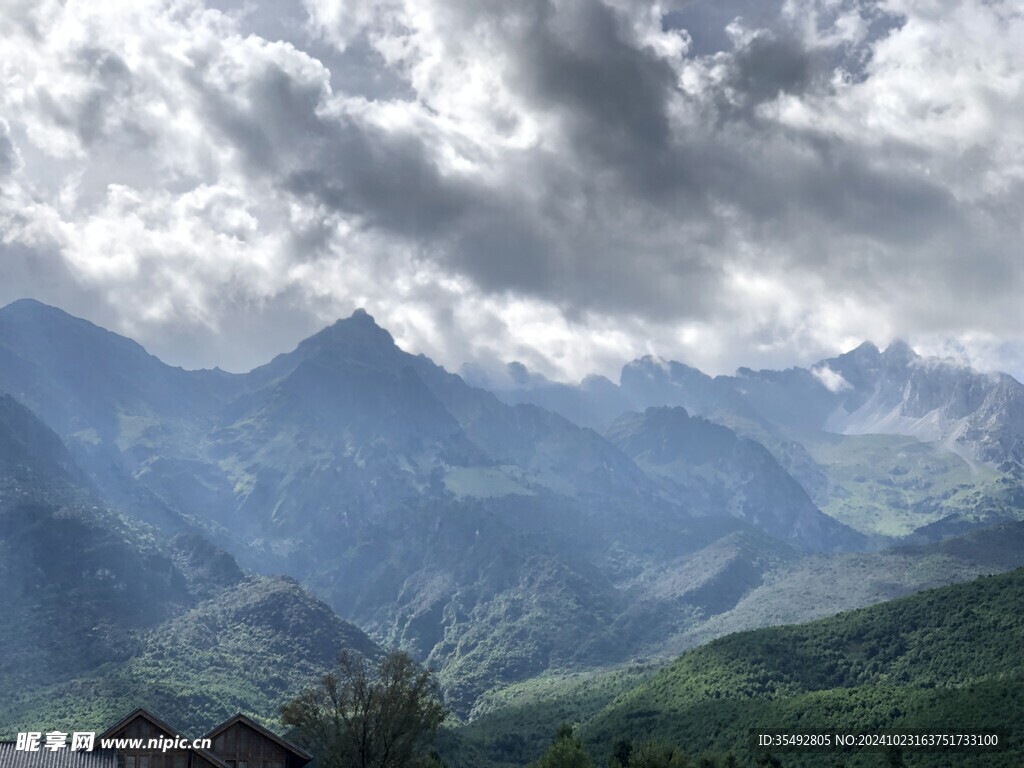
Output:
800,432,1017,538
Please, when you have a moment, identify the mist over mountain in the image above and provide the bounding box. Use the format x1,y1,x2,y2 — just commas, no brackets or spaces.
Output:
472,339,1024,542
0,394,192,690
504,340,1024,475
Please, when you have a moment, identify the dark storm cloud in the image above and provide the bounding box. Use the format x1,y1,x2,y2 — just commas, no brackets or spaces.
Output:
31,46,151,152
84,0,921,326
159,0,730,317
175,2,749,320
3,0,1024,380
323,1,952,325
727,33,815,109
279,1,964,326
184,54,326,177
514,0,677,183
181,41,471,240
284,128,472,239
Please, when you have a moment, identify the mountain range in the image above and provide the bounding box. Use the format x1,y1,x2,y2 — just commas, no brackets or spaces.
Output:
3,297,1024,737
470,340,1024,540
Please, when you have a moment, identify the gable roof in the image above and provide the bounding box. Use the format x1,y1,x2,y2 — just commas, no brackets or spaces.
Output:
0,742,117,768
203,714,312,763
97,707,180,742
97,709,228,768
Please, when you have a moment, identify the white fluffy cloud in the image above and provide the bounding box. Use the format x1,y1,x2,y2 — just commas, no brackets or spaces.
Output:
1,0,1023,380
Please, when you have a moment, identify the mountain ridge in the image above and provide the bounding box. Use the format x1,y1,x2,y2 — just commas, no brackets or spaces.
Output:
4,298,1023,718
470,338,1024,541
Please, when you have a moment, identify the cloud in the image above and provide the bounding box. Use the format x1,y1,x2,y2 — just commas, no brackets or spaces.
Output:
812,364,852,392
0,0,1023,383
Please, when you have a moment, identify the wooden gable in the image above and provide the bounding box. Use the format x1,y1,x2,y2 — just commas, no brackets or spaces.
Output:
204,715,310,768
98,709,226,768
101,709,175,743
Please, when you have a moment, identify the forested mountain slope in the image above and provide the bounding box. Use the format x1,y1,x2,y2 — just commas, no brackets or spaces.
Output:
0,391,383,738
583,567,1024,766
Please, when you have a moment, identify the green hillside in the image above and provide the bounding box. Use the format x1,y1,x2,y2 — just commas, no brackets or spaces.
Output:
0,576,382,738
0,391,384,740
442,664,658,767
672,520,1024,653
800,432,1017,538
0,394,195,691
582,567,1024,766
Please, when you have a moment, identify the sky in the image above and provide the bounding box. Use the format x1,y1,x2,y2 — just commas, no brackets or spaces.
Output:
1,0,1023,383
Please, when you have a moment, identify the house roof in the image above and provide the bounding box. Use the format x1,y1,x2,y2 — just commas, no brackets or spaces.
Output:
97,707,181,743
203,714,312,763
0,742,117,768
97,709,228,768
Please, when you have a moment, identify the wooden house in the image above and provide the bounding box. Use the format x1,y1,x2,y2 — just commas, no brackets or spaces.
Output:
97,710,310,768
5,709,310,768
98,709,226,768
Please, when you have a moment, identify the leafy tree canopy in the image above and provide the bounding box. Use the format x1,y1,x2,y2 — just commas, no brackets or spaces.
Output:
531,724,594,768
281,649,447,768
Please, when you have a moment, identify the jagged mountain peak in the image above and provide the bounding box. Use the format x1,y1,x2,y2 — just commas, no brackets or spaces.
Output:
883,338,916,358
828,339,920,376
281,308,399,360
249,308,403,386
319,307,397,348
852,339,881,356
622,355,667,377
825,340,879,376
875,339,921,373
620,355,711,387
506,360,543,386
624,354,686,377
631,353,668,368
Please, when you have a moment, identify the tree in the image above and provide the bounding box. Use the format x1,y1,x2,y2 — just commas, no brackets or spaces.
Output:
281,649,448,768
531,724,594,768
609,738,633,767
418,752,448,768
629,742,691,768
